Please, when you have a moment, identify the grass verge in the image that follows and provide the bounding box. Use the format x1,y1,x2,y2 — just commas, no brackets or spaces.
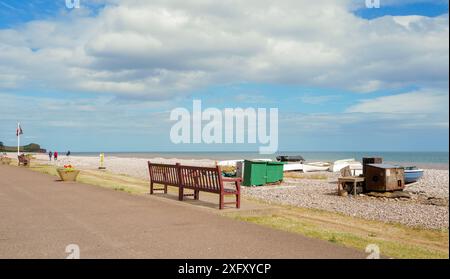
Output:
29,163,148,194
224,205,449,259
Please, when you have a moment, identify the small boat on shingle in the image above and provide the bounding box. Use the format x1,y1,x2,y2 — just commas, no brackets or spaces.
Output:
403,166,424,184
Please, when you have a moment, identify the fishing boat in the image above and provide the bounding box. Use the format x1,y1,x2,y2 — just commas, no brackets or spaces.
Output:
217,160,243,167
283,163,303,172
350,166,363,176
404,167,424,184
276,155,305,172
276,155,305,163
330,158,361,172
302,162,330,172
218,158,272,167
253,158,273,162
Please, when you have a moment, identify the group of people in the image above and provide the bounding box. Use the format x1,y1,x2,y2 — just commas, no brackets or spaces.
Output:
48,150,70,161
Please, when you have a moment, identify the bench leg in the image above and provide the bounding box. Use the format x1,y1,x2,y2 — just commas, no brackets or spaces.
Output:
178,187,184,201
150,181,154,195
164,184,168,194
219,193,224,210
236,193,240,209
194,190,199,200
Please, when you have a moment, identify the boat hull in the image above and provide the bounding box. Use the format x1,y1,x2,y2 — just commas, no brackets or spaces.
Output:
331,158,362,172
303,164,329,172
404,169,424,184
283,163,303,172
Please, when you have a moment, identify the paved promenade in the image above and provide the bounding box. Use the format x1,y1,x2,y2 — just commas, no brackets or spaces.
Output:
0,165,364,258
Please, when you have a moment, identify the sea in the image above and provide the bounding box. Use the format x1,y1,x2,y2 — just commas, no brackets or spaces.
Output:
71,151,449,169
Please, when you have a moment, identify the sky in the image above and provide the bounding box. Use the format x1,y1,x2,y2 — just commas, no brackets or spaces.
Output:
0,0,448,152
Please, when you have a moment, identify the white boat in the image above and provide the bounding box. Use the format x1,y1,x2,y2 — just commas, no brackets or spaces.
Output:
217,158,272,167
329,158,363,176
217,160,243,167
252,158,273,162
306,161,331,167
344,165,363,176
330,158,362,172
302,162,330,172
352,167,363,176
283,163,304,172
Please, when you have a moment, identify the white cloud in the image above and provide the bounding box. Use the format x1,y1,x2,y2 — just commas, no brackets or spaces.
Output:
0,0,448,100
349,0,448,10
233,94,272,104
0,92,173,130
298,93,339,105
346,89,449,114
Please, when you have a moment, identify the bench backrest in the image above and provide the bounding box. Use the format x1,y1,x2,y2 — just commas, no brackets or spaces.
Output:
148,162,180,186
18,155,28,162
179,165,222,193
148,161,224,193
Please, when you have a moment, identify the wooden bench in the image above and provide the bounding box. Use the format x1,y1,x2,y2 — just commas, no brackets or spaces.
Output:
148,162,241,209
17,154,30,167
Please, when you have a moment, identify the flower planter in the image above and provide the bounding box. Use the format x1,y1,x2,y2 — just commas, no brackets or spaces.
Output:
57,169,80,182
0,158,11,165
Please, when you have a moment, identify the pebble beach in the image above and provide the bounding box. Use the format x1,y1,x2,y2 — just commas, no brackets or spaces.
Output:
242,171,449,230
29,153,450,230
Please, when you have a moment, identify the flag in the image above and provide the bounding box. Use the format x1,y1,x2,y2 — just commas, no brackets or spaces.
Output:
16,124,23,137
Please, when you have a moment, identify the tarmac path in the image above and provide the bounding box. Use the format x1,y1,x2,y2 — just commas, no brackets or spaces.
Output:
0,165,365,259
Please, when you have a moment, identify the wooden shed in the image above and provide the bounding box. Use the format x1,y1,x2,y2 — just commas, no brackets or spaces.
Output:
364,164,405,192
362,157,383,175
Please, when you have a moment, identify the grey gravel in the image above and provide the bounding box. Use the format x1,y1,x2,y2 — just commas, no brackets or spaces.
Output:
242,169,449,230
406,169,449,198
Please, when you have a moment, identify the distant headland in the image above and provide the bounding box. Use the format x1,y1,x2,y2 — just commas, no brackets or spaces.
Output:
0,142,46,153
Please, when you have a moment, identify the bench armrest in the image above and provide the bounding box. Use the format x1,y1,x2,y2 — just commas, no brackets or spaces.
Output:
222,177,242,182
222,177,241,193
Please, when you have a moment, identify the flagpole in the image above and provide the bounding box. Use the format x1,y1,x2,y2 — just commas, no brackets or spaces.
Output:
17,122,20,156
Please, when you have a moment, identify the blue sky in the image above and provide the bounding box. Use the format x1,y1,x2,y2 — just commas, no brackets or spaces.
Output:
354,1,449,19
0,0,106,28
0,0,448,152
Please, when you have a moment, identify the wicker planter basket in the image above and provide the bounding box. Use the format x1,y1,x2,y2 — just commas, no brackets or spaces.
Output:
57,169,80,182
0,157,12,165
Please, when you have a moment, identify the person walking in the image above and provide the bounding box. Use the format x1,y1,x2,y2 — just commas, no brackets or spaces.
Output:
54,151,58,161
48,151,53,161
